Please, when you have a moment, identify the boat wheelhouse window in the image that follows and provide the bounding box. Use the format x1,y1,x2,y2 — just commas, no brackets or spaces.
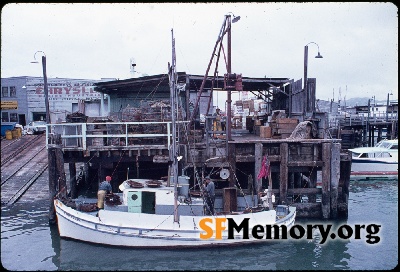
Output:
390,144,397,150
359,153,367,158
368,152,392,158
276,205,288,216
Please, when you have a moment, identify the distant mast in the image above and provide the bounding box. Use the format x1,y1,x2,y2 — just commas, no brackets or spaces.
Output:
169,29,179,223
130,57,137,78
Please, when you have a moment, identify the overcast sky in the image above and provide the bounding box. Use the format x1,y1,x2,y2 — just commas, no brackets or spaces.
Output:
1,2,398,104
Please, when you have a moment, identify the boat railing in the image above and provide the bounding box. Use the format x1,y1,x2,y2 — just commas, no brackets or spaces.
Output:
45,121,189,150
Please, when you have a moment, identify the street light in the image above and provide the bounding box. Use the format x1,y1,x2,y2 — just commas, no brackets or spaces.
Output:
31,51,50,124
304,42,323,113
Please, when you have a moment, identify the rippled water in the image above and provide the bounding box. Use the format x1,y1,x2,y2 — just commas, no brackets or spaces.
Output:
1,178,398,270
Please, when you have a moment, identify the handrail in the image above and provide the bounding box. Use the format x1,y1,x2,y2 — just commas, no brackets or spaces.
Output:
46,121,189,150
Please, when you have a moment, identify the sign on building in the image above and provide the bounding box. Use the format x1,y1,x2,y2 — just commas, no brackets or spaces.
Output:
1,100,18,110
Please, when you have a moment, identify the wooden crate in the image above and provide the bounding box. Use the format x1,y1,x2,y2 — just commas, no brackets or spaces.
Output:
276,123,298,129
260,126,272,138
276,118,299,124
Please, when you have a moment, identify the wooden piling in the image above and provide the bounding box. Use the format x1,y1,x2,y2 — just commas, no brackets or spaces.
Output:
254,143,263,199
69,163,77,198
48,146,57,225
330,143,340,218
279,143,288,204
228,143,236,187
56,147,67,199
321,142,331,219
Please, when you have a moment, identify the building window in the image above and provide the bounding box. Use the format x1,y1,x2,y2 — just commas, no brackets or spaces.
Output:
2,86,8,97
10,113,18,122
10,86,16,97
1,112,9,122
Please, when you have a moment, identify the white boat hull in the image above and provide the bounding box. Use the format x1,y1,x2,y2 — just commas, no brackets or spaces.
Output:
349,140,398,177
54,199,296,247
351,158,398,176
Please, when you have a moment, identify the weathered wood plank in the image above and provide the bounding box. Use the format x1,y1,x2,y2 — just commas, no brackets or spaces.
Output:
279,143,288,204
254,143,263,200
260,188,322,195
48,146,57,225
321,142,331,219
330,143,340,218
69,162,77,198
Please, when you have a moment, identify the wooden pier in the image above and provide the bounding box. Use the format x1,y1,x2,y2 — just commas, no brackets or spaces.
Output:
46,122,351,223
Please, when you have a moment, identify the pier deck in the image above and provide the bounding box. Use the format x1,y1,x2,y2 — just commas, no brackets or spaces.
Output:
45,122,351,221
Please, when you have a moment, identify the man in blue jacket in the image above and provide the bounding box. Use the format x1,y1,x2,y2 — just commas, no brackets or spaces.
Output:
97,176,112,209
203,176,215,215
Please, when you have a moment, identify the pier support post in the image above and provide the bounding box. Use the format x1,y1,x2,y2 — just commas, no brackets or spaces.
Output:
330,143,340,218
279,143,288,205
377,127,382,143
254,143,263,203
69,163,77,199
228,143,236,187
98,163,104,187
338,151,351,219
48,146,57,225
56,147,67,199
48,140,66,225
321,142,331,219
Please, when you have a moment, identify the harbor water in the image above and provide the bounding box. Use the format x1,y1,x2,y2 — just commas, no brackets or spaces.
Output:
1,177,398,270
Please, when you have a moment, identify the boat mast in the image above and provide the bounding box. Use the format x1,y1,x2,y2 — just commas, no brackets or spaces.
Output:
169,28,179,223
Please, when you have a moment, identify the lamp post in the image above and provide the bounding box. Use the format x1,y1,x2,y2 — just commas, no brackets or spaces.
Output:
31,51,50,124
304,42,323,114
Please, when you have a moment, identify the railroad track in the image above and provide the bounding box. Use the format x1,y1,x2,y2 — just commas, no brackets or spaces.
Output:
1,134,48,206
1,134,45,165
0,138,20,151
1,145,47,186
3,164,48,206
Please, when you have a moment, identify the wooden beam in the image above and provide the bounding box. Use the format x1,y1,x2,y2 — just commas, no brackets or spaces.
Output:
48,146,57,225
279,143,288,204
330,143,340,218
321,142,331,219
228,143,236,187
254,143,263,202
69,162,77,199
56,148,67,199
260,188,322,195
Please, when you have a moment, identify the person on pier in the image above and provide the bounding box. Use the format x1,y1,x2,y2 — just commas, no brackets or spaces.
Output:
203,176,215,215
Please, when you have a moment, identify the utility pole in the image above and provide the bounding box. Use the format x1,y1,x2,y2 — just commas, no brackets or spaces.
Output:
42,55,51,124
32,51,50,124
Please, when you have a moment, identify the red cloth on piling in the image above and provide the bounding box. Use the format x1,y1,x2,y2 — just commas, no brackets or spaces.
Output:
257,155,270,180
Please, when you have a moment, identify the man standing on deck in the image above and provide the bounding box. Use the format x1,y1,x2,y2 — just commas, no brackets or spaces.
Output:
203,176,215,215
213,108,222,138
97,176,112,209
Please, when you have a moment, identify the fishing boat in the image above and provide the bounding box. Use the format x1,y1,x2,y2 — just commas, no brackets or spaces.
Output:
348,139,398,178
53,26,296,248
54,179,296,247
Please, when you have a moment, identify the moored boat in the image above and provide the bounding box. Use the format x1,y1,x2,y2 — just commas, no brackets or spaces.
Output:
348,139,398,178
54,179,296,248
53,25,296,248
